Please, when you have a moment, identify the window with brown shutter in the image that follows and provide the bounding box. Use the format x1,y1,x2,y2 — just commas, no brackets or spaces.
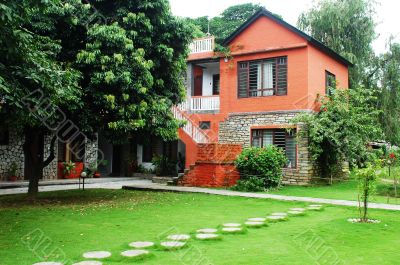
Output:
238,56,287,98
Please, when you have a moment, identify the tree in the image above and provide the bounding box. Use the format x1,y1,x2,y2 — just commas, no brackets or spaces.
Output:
0,0,193,196
298,0,376,87
0,1,81,196
378,42,400,145
293,88,382,179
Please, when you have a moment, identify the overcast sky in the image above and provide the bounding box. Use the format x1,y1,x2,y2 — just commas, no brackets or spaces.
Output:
169,0,399,55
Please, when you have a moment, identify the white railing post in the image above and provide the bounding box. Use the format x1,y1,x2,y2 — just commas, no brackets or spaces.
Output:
172,106,210,143
189,36,215,54
190,96,220,111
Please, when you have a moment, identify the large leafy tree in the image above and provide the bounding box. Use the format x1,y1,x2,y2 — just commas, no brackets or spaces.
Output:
293,88,381,179
298,0,376,87
186,3,265,44
378,42,400,145
0,1,81,195
0,0,193,196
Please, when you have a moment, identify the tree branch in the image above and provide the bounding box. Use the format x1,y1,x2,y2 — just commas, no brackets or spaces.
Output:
43,134,57,168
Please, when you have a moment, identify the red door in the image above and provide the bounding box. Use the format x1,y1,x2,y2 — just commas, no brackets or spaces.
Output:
194,76,203,96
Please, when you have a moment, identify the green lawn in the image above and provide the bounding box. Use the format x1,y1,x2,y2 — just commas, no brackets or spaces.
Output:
268,179,400,205
1,189,399,265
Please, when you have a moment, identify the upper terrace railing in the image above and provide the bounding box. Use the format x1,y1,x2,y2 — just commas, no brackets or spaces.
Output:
189,36,215,54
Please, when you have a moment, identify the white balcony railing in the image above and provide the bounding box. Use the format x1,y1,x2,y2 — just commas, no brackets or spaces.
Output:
191,96,220,111
189,36,215,54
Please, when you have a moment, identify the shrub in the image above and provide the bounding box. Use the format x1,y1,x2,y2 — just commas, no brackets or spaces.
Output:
234,146,288,189
231,176,265,192
151,155,176,176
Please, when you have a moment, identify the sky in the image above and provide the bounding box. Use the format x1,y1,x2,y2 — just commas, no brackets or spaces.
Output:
169,0,400,55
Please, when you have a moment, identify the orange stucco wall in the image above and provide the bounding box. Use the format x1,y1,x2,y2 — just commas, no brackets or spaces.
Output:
182,15,349,166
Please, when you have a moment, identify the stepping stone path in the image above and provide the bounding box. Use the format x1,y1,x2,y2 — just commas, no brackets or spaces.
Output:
222,227,243,233
72,262,102,265
197,228,218,233
245,221,264,227
247,217,266,222
266,215,287,222
271,212,288,216
307,204,323,210
287,210,305,216
222,223,241,227
121,249,149,258
167,234,190,241
129,241,154,248
160,241,186,250
82,251,111,259
33,261,63,265
195,233,220,240
290,208,306,212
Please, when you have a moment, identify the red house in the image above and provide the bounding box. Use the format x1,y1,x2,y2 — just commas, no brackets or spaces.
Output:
171,8,350,187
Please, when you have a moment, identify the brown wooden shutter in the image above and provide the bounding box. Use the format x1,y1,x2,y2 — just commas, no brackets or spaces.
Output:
276,57,287,95
238,62,248,98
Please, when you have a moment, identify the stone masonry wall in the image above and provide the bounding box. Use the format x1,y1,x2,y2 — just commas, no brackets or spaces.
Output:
219,110,315,185
0,129,25,181
42,134,58,180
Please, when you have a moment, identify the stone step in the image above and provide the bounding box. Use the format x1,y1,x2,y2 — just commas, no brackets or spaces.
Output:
152,176,175,184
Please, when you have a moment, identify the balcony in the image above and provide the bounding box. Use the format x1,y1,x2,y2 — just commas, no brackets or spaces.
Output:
189,36,215,54
178,96,220,112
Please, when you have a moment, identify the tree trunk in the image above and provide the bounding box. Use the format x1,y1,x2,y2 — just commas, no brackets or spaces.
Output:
24,128,57,197
24,128,44,197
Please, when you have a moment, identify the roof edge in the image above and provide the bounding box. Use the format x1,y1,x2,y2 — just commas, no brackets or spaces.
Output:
222,8,353,67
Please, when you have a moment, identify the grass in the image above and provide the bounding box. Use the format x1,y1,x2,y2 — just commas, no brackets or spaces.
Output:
1,189,400,264
266,178,400,205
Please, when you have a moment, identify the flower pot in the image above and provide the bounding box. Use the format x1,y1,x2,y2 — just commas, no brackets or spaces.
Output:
8,176,18,181
93,172,101,178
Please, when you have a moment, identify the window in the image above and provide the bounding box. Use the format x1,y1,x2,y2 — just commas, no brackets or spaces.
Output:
199,121,211,130
238,56,287,98
251,128,297,168
0,128,9,145
212,74,220,95
325,71,336,95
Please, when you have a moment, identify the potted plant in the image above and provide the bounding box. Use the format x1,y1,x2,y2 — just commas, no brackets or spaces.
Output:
8,162,19,181
86,159,107,178
62,161,76,179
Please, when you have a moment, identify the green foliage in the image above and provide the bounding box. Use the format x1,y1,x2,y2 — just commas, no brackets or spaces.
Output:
62,161,76,176
151,155,176,176
231,176,266,192
354,162,379,221
8,162,19,177
376,183,400,198
235,146,288,188
293,87,382,178
298,0,376,86
185,3,281,44
378,42,400,145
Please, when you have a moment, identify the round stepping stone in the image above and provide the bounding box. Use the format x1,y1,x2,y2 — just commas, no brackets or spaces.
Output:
72,262,102,265
160,241,186,250
266,215,287,222
271,212,288,216
195,233,220,240
197,228,218,233
247,217,266,222
129,241,154,248
290,208,306,212
307,205,323,210
223,223,241,227
33,261,63,265
222,227,243,233
245,221,264,227
82,251,111,259
121,249,149,258
167,234,190,241
288,210,305,216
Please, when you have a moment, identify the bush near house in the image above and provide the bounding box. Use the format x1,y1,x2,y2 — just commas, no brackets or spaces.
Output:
233,146,288,191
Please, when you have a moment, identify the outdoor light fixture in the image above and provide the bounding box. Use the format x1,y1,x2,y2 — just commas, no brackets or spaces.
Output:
224,57,229,63
79,171,87,190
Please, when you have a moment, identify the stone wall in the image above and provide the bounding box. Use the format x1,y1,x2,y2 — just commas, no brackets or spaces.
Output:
0,129,25,181
0,130,99,181
219,110,315,185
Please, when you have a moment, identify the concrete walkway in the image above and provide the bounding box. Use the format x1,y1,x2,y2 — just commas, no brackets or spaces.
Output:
0,177,150,196
123,183,400,211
